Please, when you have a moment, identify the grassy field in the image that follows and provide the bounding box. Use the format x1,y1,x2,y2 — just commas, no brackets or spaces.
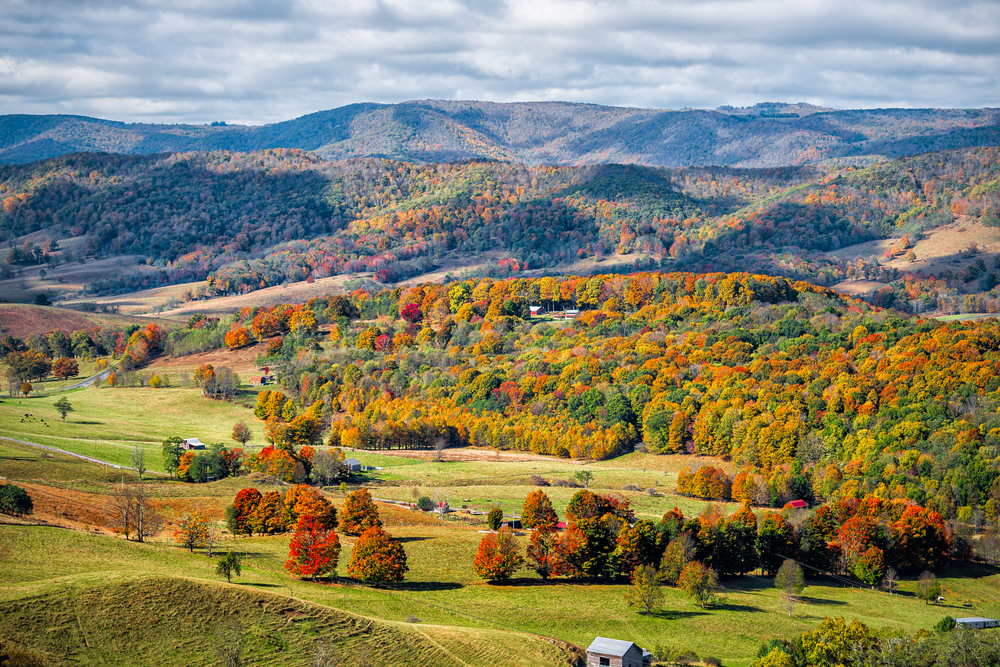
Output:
0,385,267,472
3,439,998,667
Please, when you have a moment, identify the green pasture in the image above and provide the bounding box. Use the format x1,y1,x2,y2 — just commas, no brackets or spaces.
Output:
0,385,265,473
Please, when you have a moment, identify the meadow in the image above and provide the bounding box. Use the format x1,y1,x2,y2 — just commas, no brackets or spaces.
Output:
3,424,997,667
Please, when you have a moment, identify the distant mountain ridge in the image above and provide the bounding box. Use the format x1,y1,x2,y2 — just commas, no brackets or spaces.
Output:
1,100,999,167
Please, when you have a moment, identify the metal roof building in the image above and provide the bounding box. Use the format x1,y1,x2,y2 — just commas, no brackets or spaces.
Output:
586,637,651,667
956,617,999,629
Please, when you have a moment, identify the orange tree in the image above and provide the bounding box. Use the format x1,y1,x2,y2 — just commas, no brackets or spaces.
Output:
173,509,210,552
339,488,382,535
250,491,286,534
51,357,79,380
473,527,524,583
224,326,251,349
520,489,558,531
282,484,337,529
347,526,408,584
284,515,341,581
526,527,564,579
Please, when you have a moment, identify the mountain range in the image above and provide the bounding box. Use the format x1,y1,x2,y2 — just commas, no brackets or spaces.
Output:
2,100,999,168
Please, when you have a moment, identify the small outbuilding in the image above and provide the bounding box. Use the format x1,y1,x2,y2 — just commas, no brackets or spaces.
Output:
530,306,545,316
586,637,651,667
786,500,808,510
180,438,205,450
344,458,362,472
956,617,1000,629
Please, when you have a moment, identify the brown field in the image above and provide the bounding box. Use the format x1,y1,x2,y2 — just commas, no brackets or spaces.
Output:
828,217,1000,285
0,303,171,339
829,279,887,297
144,340,270,376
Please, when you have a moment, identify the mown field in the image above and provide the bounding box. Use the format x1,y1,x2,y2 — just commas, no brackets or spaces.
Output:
3,434,998,667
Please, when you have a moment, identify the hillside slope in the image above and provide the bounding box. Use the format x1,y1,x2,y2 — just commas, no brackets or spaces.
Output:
2,101,999,168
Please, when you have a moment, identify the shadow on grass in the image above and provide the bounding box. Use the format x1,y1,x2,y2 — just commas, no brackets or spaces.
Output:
718,602,764,613
645,609,709,620
389,581,464,592
394,536,432,543
801,596,848,606
71,420,104,425
241,582,283,588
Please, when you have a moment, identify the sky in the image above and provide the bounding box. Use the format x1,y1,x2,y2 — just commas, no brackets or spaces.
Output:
1,0,998,125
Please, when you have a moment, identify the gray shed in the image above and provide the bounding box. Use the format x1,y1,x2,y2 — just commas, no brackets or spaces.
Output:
586,637,651,667
956,617,1000,629
344,458,362,472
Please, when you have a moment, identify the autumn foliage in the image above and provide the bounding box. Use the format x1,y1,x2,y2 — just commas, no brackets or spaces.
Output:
347,526,409,584
285,515,341,581
473,527,524,582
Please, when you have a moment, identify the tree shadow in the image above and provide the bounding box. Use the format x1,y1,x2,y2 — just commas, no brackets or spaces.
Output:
389,581,464,592
801,597,848,606
242,582,282,588
72,420,104,425
646,609,709,620
394,536,431,543
718,602,764,613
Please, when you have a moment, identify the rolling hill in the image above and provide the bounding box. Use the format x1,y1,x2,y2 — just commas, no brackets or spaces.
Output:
2,101,999,168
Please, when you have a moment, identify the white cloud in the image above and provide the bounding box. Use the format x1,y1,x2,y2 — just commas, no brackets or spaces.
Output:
0,0,996,124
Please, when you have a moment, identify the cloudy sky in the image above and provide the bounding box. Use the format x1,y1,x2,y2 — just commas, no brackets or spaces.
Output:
2,0,998,125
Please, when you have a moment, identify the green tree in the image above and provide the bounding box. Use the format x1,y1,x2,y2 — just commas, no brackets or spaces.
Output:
774,559,805,617
162,436,185,477
916,571,941,603
574,470,594,488
216,551,243,583
624,564,664,614
53,396,74,421
0,483,33,516
486,507,504,531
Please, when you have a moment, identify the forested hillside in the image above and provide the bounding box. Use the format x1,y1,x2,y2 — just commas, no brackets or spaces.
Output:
3,147,1000,313
2,102,999,168
131,270,1000,525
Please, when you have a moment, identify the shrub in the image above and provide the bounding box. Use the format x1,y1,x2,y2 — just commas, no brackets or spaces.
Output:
0,483,33,515
416,496,435,512
623,483,641,492
529,474,549,487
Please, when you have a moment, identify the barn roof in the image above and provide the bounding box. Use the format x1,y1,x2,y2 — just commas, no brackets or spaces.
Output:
587,637,638,656
957,617,997,623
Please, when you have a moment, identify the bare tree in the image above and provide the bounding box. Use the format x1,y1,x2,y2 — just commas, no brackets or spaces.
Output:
312,639,342,667
882,567,899,596
215,620,245,667
434,437,447,462
130,445,146,480
106,483,163,542
775,559,805,617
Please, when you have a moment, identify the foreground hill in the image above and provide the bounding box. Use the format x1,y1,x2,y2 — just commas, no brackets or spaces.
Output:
2,101,999,168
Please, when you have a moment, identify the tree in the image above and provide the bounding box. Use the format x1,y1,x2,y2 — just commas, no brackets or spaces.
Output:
285,515,342,581
282,484,337,529
916,571,941,603
774,559,805,617
757,512,796,577
53,396,74,421
624,564,665,614
131,445,146,480
574,470,594,488
339,488,382,535
0,483,33,516
520,489,558,531
106,483,162,542
892,505,951,572
486,507,504,531
51,357,79,380
216,551,243,583
882,567,899,596
20,382,31,397
678,561,719,608
231,421,253,447
215,620,246,667
162,436,184,477
250,491,286,534
473,527,524,583
174,509,211,552
225,326,251,349
799,617,876,667
853,546,886,588
347,526,409,584
526,526,563,579
232,488,262,536
661,532,695,585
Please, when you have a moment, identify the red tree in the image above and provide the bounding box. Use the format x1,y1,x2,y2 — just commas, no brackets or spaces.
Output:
473,527,524,583
285,515,341,581
51,357,79,380
233,488,262,536
400,302,423,323
891,505,951,572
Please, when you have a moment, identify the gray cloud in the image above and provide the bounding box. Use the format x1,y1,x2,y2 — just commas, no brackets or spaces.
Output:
0,0,997,124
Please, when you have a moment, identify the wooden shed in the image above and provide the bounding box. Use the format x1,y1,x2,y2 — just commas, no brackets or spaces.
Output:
586,637,651,667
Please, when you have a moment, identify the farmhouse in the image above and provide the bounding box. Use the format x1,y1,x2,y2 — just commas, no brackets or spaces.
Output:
180,438,204,450
344,458,362,472
586,637,651,667
956,617,1000,629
